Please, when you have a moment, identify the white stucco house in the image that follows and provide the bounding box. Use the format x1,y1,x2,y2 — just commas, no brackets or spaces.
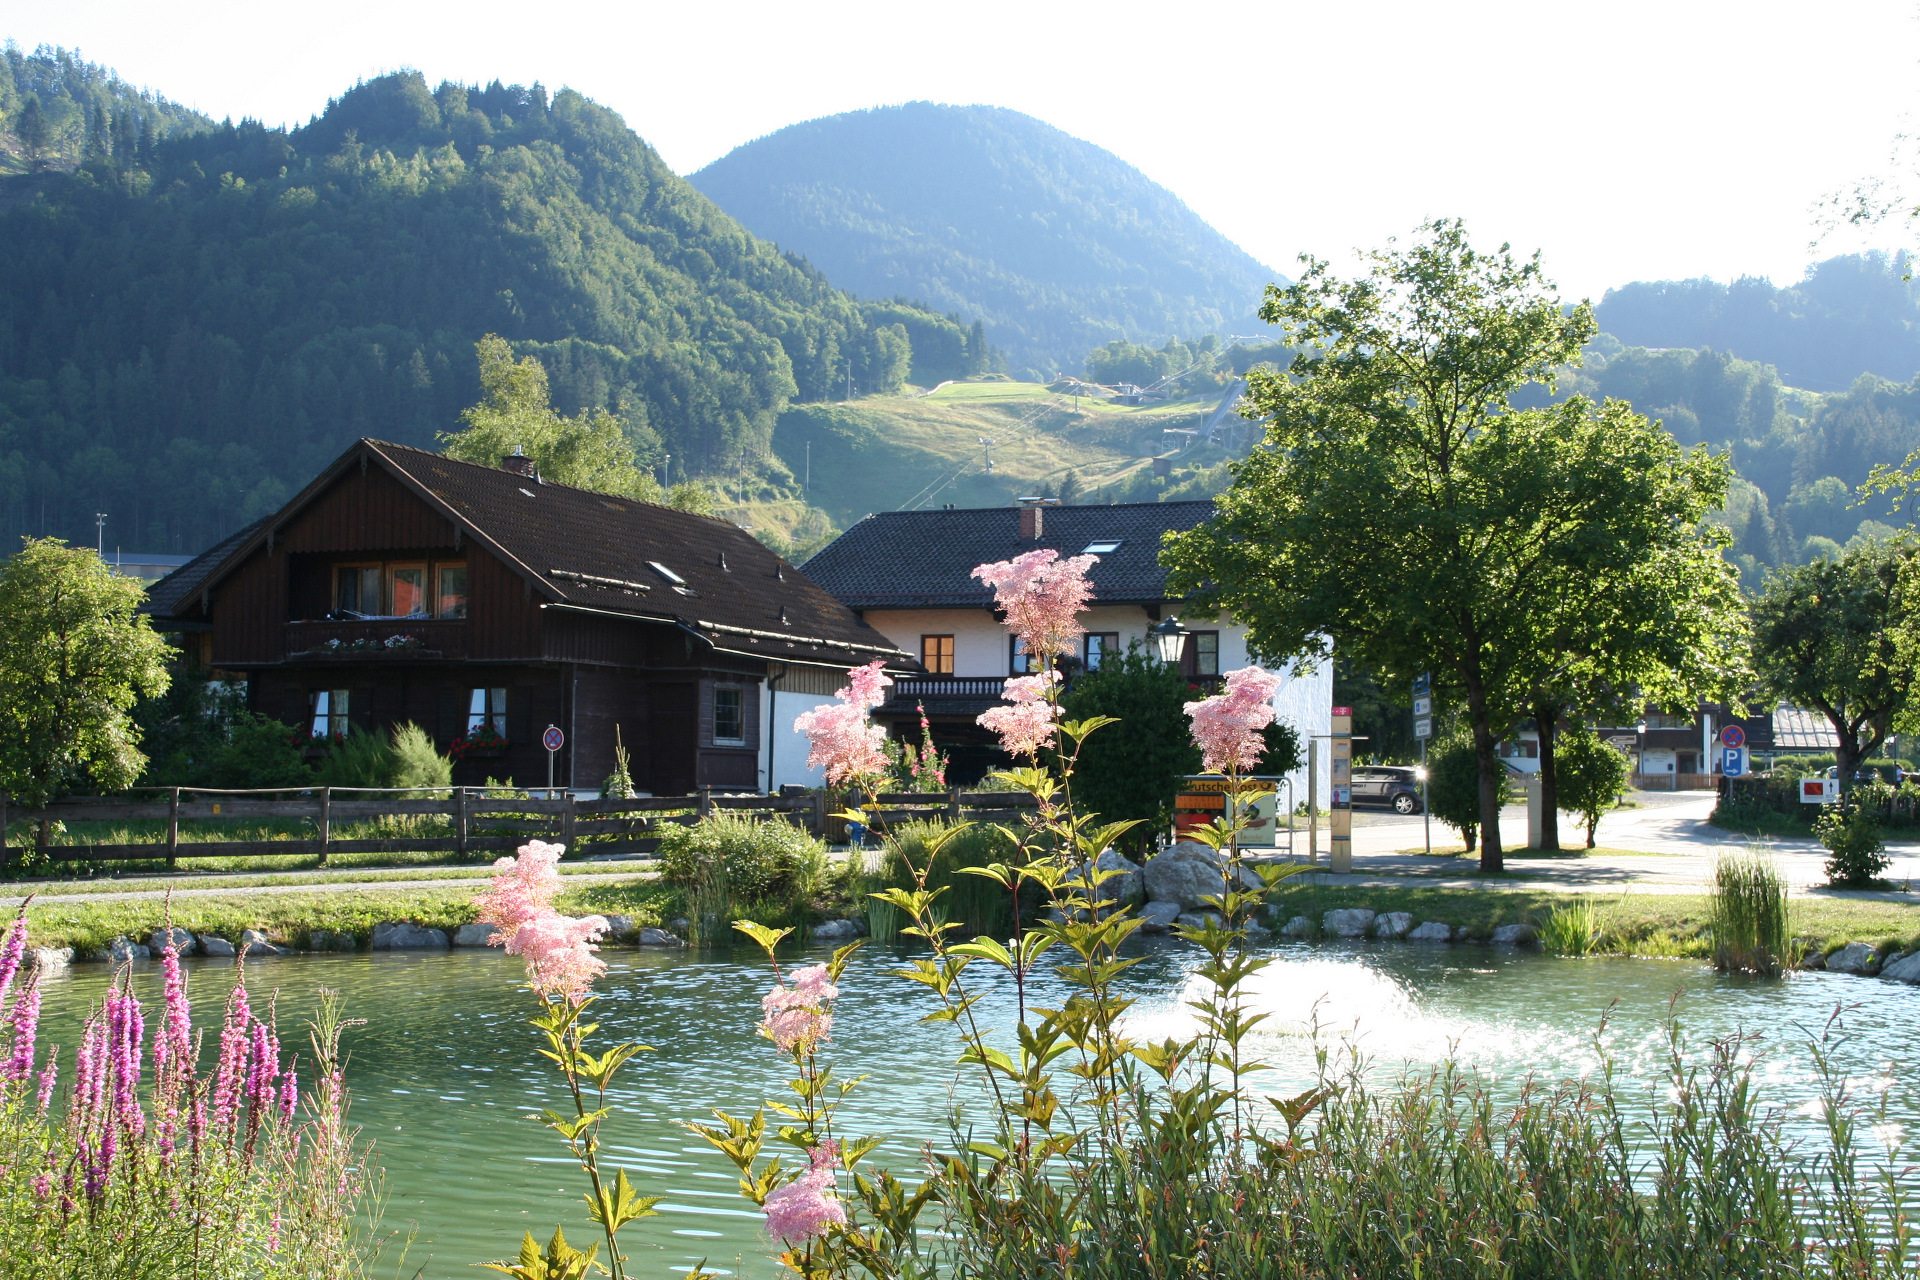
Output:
789,498,1333,804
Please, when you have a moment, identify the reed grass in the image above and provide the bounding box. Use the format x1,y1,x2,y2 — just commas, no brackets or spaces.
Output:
1712,846,1793,976
877,819,1017,937
1539,896,1604,955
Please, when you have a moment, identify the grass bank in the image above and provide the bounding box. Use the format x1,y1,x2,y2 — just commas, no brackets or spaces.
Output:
5,859,651,899
1265,881,1920,959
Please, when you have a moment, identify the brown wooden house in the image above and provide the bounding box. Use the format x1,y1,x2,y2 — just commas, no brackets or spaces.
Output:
144,439,916,792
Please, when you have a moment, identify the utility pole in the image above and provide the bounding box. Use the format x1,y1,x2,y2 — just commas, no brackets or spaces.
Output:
95,512,107,558
804,440,810,493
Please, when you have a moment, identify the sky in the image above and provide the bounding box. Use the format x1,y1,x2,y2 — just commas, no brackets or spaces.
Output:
8,0,1920,301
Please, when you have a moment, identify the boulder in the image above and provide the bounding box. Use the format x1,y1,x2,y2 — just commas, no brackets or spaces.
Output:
1243,915,1272,936
1452,925,1475,943
370,922,449,950
1798,950,1827,971
600,914,636,941
1826,942,1879,975
240,929,288,957
1278,915,1314,939
1138,900,1183,934
1322,908,1377,938
1372,912,1413,940
1408,921,1453,943
308,929,358,953
667,917,690,933
811,918,867,941
637,927,684,948
198,935,237,957
1067,850,1143,908
1177,910,1224,932
149,926,196,956
1144,842,1227,910
1491,923,1538,946
452,923,499,947
102,937,150,964
1879,951,1920,984
29,946,72,974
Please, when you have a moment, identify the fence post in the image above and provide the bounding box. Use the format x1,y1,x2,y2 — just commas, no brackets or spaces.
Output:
698,787,713,820
317,788,331,867
166,787,180,870
455,787,469,860
947,786,961,825
812,790,826,837
35,819,49,865
562,791,577,850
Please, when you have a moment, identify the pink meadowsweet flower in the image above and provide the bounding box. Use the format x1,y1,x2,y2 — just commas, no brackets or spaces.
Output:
759,963,839,1055
762,1140,847,1247
475,841,568,948
505,911,609,1000
793,661,892,787
977,670,1062,759
972,549,1098,659
1184,665,1283,774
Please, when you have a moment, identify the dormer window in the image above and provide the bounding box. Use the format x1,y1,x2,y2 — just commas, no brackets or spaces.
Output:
1083,540,1121,554
648,561,685,585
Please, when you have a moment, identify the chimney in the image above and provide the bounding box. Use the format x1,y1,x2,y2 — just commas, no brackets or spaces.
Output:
1016,497,1057,540
501,446,537,480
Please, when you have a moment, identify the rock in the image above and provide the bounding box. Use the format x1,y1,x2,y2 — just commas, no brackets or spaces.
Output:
1452,925,1475,943
370,922,449,950
102,937,150,964
1826,941,1879,975
1176,910,1224,931
1067,850,1143,908
1143,842,1227,910
198,935,237,957
452,923,499,947
667,917,690,933
811,918,866,941
600,914,636,941
1408,921,1453,943
1322,908,1377,938
1279,915,1314,938
636,927,684,947
1799,950,1827,971
149,926,196,956
1138,900,1183,934
1373,912,1413,940
1243,915,1272,936
29,946,72,974
1879,951,1920,984
1491,923,1538,946
239,929,288,957
308,928,358,953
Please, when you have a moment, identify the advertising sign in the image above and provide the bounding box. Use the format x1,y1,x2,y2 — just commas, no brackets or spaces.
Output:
1174,776,1279,846
1800,777,1839,804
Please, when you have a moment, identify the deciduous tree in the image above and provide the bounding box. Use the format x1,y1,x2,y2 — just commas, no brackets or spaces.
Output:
1164,221,1746,870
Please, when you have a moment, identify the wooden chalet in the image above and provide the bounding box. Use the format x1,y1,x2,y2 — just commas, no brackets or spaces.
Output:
144,439,916,793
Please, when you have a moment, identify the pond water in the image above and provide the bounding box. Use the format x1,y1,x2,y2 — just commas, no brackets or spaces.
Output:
35,940,1920,1279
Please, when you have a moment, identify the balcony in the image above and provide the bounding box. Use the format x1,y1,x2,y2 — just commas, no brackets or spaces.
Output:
284,618,469,662
880,676,1009,718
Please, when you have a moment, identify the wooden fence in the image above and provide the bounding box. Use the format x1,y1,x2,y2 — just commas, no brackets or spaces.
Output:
0,787,1038,871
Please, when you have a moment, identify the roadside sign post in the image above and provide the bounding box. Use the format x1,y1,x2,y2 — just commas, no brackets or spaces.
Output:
1330,705,1353,873
1413,674,1432,857
543,724,565,797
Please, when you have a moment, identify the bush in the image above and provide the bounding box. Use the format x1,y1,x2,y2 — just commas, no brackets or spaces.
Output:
1815,787,1892,887
657,813,829,939
315,722,452,791
1712,848,1792,975
388,722,453,789
1428,734,1511,851
1554,728,1630,847
137,677,311,790
874,819,1019,938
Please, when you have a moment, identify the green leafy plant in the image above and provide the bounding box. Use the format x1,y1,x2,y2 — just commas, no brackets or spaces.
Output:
1815,789,1892,887
658,813,829,939
1711,847,1794,975
875,819,1017,938
1554,727,1631,847
1428,732,1512,852
1540,897,1604,955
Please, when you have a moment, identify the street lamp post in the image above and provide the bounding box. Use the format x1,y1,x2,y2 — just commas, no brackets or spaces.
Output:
1635,719,1648,785
1149,616,1189,669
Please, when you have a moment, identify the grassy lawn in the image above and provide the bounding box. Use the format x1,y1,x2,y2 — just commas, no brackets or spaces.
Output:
1265,880,1920,959
6,861,652,898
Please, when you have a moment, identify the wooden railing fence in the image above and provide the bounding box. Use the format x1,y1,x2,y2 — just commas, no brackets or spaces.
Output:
0,787,1037,871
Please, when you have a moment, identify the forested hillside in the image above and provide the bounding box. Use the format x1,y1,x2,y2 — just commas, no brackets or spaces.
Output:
0,66,976,553
1594,252,1920,392
0,43,214,173
690,103,1279,379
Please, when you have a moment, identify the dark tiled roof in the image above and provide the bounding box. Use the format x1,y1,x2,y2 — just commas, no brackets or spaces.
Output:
142,519,269,625
801,502,1214,609
171,440,913,670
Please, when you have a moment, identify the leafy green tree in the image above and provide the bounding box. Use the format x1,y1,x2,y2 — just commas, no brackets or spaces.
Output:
1751,542,1919,792
1427,732,1510,852
1553,728,1630,848
0,538,172,806
1060,646,1201,841
1164,220,1746,870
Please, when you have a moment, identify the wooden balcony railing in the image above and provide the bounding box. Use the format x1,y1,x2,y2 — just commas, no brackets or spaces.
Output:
284,618,469,661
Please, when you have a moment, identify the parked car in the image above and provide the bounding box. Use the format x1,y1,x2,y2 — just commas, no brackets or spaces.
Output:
1351,765,1424,814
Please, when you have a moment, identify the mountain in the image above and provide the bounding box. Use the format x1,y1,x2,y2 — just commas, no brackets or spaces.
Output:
0,43,216,174
690,103,1281,378
1594,252,1920,392
0,68,977,554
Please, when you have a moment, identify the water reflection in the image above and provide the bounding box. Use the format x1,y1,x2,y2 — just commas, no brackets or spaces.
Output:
33,939,1918,1279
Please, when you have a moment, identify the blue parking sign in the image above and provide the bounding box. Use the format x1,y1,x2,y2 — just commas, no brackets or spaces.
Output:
1722,746,1747,777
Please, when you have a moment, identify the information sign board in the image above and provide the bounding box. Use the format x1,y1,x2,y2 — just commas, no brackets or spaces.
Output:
1800,777,1839,804
1414,717,1432,740
1413,695,1432,718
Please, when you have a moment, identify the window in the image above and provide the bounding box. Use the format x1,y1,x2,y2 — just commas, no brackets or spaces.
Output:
1644,713,1690,730
468,687,508,734
713,686,745,744
921,634,955,674
1010,636,1034,674
648,561,685,585
335,565,380,615
1084,632,1120,670
1500,739,1540,760
1185,631,1220,677
1082,540,1122,554
436,564,468,619
388,564,427,617
310,689,349,738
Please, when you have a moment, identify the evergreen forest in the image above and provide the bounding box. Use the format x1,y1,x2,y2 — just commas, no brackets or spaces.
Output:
0,61,982,553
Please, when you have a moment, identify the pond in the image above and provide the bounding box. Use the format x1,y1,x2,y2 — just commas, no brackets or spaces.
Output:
35,939,1920,1278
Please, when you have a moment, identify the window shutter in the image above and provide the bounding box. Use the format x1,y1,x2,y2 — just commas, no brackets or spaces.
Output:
438,686,466,747
743,681,761,751
697,678,715,747
507,686,532,749
352,686,374,735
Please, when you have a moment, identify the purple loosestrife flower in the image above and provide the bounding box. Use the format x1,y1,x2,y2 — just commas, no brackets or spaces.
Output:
212,982,254,1133
0,909,27,1012
279,1064,299,1121
109,986,147,1139
154,937,192,1076
36,1046,57,1112
3,984,40,1082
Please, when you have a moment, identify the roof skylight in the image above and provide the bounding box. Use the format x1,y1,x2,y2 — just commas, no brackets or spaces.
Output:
1083,540,1122,554
648,561,686,585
